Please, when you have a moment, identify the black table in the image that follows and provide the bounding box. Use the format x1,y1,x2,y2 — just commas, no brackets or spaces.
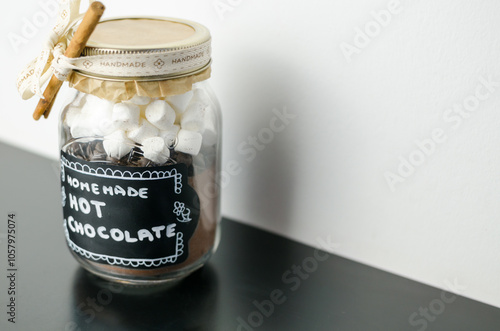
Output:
0,142,499,330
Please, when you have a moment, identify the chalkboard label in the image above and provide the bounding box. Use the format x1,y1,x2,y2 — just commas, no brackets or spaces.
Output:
60,152,200,269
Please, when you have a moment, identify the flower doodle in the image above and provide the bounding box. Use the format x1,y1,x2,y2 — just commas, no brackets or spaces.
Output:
173,201,192,223
83,60,93,69
154,58,165,69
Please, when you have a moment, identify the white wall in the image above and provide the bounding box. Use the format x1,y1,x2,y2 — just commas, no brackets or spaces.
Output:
2,0,500,309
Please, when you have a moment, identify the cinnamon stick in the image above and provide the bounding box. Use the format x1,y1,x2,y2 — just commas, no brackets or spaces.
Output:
33,1,105,120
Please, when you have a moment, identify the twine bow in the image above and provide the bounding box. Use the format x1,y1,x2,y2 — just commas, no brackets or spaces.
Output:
16,0,94,100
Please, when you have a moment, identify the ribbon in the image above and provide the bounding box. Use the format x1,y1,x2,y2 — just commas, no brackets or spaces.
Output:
17,0,94,100
55,42,212,77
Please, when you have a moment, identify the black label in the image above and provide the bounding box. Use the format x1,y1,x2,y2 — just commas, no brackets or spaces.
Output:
60,152,200,269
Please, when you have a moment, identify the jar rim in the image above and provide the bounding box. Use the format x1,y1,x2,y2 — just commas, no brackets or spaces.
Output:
68,16,212,81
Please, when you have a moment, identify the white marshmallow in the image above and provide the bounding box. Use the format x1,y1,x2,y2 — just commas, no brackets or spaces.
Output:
112,103,140,131
127,119,159,144
175,129,202,155
174,112,182,125
141,137,170,164
139,105,147,119
88,105,117,136
145,100,176,130
167,90,193,113
159,125,180,147
67,99,118,137
181,101,207,132
202,107,218,147
82,95,114,115
192,88,212,105
128,95,151,106
93,116,118,136
103,130,134,159
70,91,86,107
64,106,82,128
70,114,95,138
83,94,102,106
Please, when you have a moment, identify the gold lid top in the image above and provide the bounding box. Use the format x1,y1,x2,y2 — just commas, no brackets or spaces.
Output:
82,16,210,54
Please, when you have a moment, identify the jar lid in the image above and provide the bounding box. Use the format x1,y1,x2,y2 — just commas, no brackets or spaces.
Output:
69,16,212,81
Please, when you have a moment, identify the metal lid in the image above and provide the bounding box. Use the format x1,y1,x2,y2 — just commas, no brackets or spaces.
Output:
69,16,212,80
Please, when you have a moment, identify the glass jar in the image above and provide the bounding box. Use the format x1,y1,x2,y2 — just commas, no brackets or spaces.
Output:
58,17,221,284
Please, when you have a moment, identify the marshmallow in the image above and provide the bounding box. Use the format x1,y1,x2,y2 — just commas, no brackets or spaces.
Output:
192,88,212,106
89,105,117,136
83,94,102,106
93,116,118,136
82,94,114,115
167,90,193,113
175,129,202,155
128,95,151,106
112,103,140,131
181,101,207,132
145,100,176,130
64,106,82,128
202,107,218,147
103,130,134,159
139,105,147,119
141,137,171,164
67,101,118,137
174,112,182,125
127,119,159,144
159,125,180,147
70,114,95,138
69,91,85,107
